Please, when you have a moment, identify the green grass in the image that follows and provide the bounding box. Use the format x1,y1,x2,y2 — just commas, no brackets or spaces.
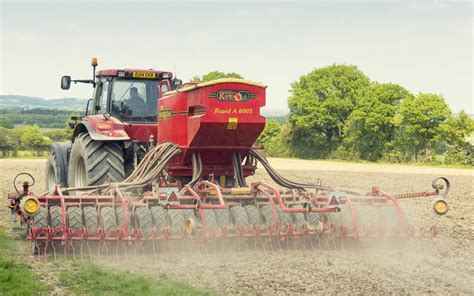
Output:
0,230,211,295
59,262,211,296
0,232,50,295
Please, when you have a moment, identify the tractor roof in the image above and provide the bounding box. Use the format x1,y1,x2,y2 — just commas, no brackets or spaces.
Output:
97,69,173,80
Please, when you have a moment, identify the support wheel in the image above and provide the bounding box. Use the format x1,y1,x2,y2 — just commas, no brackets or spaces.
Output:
67,207,83,237
100,207,117,236
244,205,262,226
167,209,185,235
135,207,154,237
83,206,99,237
116,206,133,234
49,206,63,237
151,206,167,233
215,208,231,228
229,206,249,227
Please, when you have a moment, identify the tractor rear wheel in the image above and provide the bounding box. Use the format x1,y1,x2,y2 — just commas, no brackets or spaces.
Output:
68,133,125,190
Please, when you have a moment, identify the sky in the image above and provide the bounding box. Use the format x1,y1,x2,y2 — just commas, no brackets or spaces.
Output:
0,0,472,113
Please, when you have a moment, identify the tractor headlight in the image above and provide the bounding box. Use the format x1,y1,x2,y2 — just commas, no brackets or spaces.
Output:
19,196,40,216
432,198,449,216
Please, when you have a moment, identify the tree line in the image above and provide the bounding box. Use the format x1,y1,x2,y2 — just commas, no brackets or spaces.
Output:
1,68,472,166
255,65,473,166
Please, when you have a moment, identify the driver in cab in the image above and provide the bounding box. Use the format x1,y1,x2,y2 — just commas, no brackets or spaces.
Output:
123,87,146,117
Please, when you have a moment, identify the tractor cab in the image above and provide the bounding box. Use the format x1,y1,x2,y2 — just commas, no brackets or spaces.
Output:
60,58,182,123
93,69,173,123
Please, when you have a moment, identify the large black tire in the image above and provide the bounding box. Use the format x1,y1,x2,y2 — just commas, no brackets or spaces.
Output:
244,205,262,226
150,206,167,233
229,206,249,227
83,206,99,237
135,207,154,236
44,143,70,192
49,206,63,237
100,207,117,236
66,207,83,237
167,209,185,235
68,133,125,188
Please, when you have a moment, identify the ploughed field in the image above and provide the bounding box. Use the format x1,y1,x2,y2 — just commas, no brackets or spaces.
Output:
0,159,473,295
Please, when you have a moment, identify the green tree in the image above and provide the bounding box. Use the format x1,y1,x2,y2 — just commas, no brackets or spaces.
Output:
394,93,451,161
256,120,281,145
343,83,413,161
0,116,14,129
288,64,370,158
0,127,13,157
191,71,243,82
441,111,474,165
21,125,52,156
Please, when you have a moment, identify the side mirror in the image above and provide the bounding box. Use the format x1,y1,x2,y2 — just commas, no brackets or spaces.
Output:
61,76,71,90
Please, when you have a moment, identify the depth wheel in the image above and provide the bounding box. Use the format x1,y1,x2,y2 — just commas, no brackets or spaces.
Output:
116,206,133,234
167,209,185,235
83,206,99,237
100,207,117,237
215,208,231,228
244,205,262,226
150,206,167,233
32,207,48,255
49,206,63,237
135,207,154,237
67,207,83,237
229,206,249,227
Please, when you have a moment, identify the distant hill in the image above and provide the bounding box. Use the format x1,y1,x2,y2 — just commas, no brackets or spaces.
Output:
0,95,87,111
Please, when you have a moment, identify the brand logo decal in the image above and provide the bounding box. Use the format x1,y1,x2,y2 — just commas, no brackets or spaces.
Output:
159,109,173,119
208,90,257,102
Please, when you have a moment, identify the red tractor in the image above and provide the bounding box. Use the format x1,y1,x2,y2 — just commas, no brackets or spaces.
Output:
45,58,183,191
7,58,450,258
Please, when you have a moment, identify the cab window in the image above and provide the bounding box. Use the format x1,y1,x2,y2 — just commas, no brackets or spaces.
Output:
110,78,158,122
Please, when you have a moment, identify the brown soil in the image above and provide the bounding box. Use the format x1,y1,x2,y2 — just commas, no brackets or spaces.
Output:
1,159,473,295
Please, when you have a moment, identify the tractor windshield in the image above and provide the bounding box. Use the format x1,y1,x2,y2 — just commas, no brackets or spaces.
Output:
111,78,159,122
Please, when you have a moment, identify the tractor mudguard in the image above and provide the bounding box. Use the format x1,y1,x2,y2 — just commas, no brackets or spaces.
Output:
72,115,130,142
